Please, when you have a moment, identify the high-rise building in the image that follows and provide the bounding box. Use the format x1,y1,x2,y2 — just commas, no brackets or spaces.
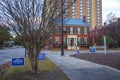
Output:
62,0,102,29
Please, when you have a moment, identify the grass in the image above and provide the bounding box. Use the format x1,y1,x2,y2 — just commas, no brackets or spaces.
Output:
0,57,69,80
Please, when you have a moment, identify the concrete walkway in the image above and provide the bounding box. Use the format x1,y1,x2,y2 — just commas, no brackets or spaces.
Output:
46,51,120,80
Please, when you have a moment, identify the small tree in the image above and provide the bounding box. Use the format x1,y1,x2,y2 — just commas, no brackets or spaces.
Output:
106,12,117,24
98,36,115,48
0,26,11,48
107,36,115,48
13,36,22,46
0,0,75,73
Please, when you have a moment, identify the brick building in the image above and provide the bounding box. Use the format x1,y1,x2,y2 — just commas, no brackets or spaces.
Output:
47,0,102,49
89,18,120,47
48,18,89,49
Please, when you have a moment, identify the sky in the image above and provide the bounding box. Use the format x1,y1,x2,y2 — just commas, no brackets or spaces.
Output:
102,0,120,23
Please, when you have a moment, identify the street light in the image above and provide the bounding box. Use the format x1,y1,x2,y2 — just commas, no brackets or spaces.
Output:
61,0,64,56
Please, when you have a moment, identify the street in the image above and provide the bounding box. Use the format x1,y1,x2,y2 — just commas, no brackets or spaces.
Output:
0,48,25,65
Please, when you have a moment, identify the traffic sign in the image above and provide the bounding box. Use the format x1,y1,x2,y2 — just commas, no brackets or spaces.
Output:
12,58,24,66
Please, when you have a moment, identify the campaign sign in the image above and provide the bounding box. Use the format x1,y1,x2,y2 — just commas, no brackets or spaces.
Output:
90,47,96,53
12,58,24,66
38,53,45,60
76,50,80,54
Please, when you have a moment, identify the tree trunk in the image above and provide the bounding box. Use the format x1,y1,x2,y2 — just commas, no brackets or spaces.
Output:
28,53,38,74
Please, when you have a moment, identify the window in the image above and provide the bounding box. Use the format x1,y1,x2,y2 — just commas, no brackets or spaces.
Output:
64,0,68,17
80,7,83,10
56,1,60,15
54,27,59,34
84,28,88,34
77,27,81,34
84,38,88,46
80,0,83,17
87,16,90,20
80,0,83,3
63,37,67,45
81,28,83,34
70,27,74,34
72,0,75,18
63,27,67,33
87,7,90,10
87,10,90,14
54,37,59,45
77,37,82,46
87,19,90,22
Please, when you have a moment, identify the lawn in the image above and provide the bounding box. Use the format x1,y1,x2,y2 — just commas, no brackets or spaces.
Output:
0,57,69,80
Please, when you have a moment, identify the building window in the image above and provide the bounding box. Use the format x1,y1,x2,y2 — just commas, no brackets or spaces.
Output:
70,27,74,34
54,27,59,34
84,28,88,34
63,37,67,46
80,0,83,3
87,13,90,16
84,38,88,46
54,37,59,46
77,27,81,34
87,19,90,22
81,28,84,34
77,37,82,46
63,27,67,33
64,0,68,17
56,1,60,15
72,0,76,18
80,0,83,17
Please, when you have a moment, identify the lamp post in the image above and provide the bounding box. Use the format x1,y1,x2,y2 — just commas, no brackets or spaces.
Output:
61,0,64,56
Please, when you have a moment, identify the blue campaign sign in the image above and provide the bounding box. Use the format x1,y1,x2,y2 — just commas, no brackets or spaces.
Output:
38,53,45,60
90,47,96,53
12,58,24,66
76,50,80,54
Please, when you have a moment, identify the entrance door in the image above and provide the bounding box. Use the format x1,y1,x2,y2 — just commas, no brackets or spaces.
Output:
70,38,74,46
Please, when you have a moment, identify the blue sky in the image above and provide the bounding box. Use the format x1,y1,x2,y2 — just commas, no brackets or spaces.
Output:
102,0,120,23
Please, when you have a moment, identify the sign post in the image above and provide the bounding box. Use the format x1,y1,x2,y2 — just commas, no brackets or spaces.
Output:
12,58,24,66
103,36,107,54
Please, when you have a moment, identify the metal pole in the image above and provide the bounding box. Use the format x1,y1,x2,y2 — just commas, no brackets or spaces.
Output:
104,25,107,54
103,36,107,54
61,0,64,56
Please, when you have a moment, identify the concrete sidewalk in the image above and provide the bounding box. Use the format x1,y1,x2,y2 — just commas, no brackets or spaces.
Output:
46,51,120,80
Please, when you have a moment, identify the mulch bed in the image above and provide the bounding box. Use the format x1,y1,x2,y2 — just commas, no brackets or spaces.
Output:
71,53,120,70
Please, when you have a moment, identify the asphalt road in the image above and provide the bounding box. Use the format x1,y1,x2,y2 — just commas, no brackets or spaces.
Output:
0,48,25,65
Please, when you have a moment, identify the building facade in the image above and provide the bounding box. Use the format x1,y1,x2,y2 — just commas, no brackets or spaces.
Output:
48,18,89,49
47,0,102,49
89,18,120,48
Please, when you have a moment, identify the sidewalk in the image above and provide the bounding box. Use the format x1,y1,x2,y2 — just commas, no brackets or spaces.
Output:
46,51,120,80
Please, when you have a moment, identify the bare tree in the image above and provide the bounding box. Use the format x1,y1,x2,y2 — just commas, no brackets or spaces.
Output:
0,0,75,73
106,12,117,24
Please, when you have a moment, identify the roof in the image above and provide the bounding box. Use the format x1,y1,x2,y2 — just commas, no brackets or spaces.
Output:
55,18,90,27
90,26,104,32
